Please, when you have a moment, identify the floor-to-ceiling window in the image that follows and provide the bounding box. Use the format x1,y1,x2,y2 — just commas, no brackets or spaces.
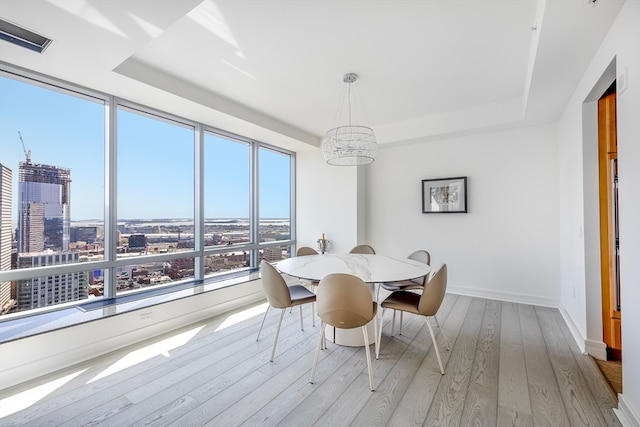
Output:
116,105,196,294
0,64,295,316
0,71,105,311
258,146,293,262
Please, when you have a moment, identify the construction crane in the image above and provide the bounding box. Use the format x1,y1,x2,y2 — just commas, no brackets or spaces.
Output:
18,131,31,164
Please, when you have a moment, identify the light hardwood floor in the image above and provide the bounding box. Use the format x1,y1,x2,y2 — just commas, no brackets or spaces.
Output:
0,294,620,426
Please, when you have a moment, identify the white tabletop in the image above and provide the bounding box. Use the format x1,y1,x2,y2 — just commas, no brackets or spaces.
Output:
276,253,430,283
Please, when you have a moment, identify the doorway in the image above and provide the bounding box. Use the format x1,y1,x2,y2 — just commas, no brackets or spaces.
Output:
598,81,621,361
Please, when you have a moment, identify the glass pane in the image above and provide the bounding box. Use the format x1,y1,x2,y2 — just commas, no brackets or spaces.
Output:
204,132,250,247
260,244,292,263
117,107,194,259
0,75,105,313
116,258,194,294
204,251,250,277
259,148,291,243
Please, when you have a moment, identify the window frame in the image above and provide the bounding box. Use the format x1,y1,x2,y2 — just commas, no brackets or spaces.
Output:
0,63,296,317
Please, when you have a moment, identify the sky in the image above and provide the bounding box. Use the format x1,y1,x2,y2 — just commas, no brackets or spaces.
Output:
0,74,290,222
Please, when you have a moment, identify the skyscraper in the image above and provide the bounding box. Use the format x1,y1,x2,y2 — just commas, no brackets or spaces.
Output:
18,161,71,253
15,161,87,311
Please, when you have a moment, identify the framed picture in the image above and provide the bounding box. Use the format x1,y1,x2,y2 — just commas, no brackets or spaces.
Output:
422,176,467,213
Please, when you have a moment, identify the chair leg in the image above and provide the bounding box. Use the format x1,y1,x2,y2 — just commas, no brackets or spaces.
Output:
399,311,404,335
312,302,315,327
270,309,286,362
362,326,375,391
256,305,270,341
299,305,304,331
376,307,386,359
391,310,396,336
310,321,326,384
322,324,326,350
373,313,379,361
433,315,450,351
425,317,445,374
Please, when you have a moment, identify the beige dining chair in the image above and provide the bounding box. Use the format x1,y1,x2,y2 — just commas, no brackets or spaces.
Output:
377,264,448,374
296,246,319,256
350,244,376,254
310,273,378,391
378,250,430,334
256,260,316,362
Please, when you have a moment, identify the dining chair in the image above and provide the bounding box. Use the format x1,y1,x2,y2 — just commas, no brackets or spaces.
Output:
310,273,378,391
378,250,430,334
296,246,319,256
294,246,320,314
376,264,448,374
349,244,376,254
256,260,316,362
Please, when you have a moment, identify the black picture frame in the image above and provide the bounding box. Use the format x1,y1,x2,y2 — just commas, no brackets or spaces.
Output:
422,176,467,213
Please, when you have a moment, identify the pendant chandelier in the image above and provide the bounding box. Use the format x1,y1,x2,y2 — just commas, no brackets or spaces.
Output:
322,73,377,166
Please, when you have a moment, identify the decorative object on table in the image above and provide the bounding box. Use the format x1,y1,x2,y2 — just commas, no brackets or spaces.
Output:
317,233,329,254
321,73,377,166
422,176,467,213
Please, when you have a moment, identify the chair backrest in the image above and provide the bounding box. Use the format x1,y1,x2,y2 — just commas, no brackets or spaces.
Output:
296,246,318,256
350,244,376,254
408,250,431,286
418,263,447,316
260,260,292,308
316,273,375,329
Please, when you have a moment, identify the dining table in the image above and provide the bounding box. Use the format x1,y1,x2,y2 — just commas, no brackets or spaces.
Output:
276,253,431,346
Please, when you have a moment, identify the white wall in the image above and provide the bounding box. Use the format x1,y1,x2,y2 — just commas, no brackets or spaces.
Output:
366,124,560,307
295,148,361,254
557,1,640,424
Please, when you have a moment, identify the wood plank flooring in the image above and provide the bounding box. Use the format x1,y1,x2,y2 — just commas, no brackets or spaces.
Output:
0,294,621,426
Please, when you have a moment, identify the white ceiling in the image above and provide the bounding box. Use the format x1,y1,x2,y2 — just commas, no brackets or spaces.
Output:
0,0,625,151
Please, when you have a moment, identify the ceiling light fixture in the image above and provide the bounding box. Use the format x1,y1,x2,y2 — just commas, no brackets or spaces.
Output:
322,73,377,166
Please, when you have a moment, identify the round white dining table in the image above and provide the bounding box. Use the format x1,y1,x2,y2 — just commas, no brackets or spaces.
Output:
276,253,431,346
276,253,430,284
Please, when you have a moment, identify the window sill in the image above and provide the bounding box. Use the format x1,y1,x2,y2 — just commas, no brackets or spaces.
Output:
0,269,261,344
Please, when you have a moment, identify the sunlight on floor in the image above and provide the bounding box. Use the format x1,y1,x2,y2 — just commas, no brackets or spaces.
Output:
215,303,268,332
87,324,205,384
0,369,87,419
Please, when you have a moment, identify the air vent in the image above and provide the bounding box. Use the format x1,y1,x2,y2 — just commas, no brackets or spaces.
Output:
0,18,52,53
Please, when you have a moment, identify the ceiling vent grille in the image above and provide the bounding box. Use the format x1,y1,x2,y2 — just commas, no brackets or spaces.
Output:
0,19,52,53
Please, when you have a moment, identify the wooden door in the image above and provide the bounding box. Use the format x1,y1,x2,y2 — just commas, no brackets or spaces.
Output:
598,89,621,358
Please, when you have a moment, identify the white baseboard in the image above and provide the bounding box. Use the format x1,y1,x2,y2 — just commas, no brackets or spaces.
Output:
556,306,586,353
447,284,558,308
585,338,607,360
614,394,640,427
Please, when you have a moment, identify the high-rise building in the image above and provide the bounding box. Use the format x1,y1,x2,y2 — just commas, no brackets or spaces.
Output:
0,164,14,313
16,252,88,310
14,161,86,311
18,161,71,253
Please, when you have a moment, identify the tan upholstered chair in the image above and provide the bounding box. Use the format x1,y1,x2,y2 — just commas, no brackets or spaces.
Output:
296,246,320,289
349,244,376,254
377,264,448,374
310,273,378,391
296,246,319,256
378,250,430,333
256,260,316,362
